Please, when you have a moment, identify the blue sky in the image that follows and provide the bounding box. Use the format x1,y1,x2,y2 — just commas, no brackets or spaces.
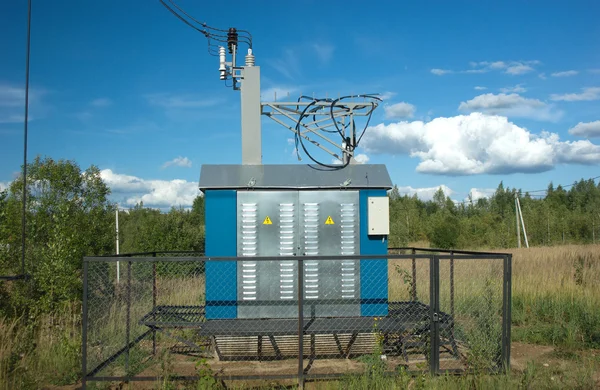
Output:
1,0,599,208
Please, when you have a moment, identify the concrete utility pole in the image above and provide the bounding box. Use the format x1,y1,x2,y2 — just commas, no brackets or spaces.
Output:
515,195,521,248
219,43,262,165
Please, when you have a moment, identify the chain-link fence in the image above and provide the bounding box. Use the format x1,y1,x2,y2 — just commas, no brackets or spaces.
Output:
82,249,511,388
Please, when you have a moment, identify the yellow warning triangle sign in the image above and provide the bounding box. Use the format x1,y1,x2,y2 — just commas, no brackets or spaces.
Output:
263,216,273,225
325,216,335,225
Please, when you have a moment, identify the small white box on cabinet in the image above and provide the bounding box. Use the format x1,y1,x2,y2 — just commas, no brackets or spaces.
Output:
367,196,389,235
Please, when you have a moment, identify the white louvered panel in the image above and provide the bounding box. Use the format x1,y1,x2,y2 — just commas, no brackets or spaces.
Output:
279,203,296,299
303,202,319,299
340,203,357,298
241,202,257,300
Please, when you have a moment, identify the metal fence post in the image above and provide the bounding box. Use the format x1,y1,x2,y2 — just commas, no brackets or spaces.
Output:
125,259,132,381
502,254,512,372
152,252,157,356
429,254,440,375
297,257,304,389
82,259,88,390
411,248,417,301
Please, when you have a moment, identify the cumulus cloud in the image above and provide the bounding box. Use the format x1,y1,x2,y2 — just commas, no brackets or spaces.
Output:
499,84,527,93
551,70,578,77
384,102,415,119
100,169,198,208
396,185,454,201
505,64,534,75
378,91,397,100
569,120,600,138
431,68,452,76
550,87,600,102
474,86,487,91
458,93,562,121
330,153,370,165
354,154,370,164
360,112,600,175
162,156,192,169
467,188,496,201
0,182,8,192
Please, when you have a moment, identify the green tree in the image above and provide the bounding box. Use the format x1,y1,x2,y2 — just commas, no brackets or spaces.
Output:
1,156,114,312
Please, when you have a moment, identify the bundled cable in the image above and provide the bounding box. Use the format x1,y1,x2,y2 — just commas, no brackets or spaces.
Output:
293,94,381,170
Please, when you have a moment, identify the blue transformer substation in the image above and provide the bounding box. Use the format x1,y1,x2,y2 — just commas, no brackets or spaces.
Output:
199,163,392,320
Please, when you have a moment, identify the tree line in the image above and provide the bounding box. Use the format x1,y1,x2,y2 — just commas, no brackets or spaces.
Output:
1,156,599,314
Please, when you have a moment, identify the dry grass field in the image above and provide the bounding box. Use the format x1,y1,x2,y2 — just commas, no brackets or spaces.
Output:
1,244,599,389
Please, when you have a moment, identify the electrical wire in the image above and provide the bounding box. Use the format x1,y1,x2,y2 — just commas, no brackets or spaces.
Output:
292,94,381,170
159,0,252,49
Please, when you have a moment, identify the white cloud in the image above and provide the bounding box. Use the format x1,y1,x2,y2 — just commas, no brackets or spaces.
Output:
0,84,46,123
100,169,198,208
0,182,8,192
569,120,600,138
505,64,534,75
145,93,221,108
538,73,547,80
396,185,454,201
431,60,539,76
467,188,496,201
431,68,452,76
378,91,397,100
550,87,600,102
91,98,112,107
384,102,415,119
360,112,600,175
354,154,370,164
468,60,538,75
589,69,600,74
162,156,192,169
499,84,527,93
551,70,578,77
458,93,562,121
474,86,487,91
312,43,334,64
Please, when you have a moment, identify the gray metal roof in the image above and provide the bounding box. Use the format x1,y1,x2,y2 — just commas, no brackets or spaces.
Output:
198,164,393,190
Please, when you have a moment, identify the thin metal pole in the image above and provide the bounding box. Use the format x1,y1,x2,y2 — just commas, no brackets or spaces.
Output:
450,251,454,324
125,260,131,380
20,0,32,277
82,260,89,389
430,255,440,374
152,253,157,355
502,254,512,372
116,209,120,283
411,248,417,301
297,258,304,389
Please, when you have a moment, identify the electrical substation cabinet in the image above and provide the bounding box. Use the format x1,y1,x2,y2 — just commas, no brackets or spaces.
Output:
367,196,390,235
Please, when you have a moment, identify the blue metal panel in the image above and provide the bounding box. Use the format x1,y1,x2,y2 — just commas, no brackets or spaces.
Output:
359,189,389,316
205,190,237,319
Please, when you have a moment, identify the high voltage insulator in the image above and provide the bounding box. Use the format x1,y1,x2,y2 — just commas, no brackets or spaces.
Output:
227,28,238,54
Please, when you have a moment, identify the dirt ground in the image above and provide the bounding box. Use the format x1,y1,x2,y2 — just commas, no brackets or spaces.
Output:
47,342,599,390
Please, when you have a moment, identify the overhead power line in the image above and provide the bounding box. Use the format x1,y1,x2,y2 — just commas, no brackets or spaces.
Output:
158,0,252,56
